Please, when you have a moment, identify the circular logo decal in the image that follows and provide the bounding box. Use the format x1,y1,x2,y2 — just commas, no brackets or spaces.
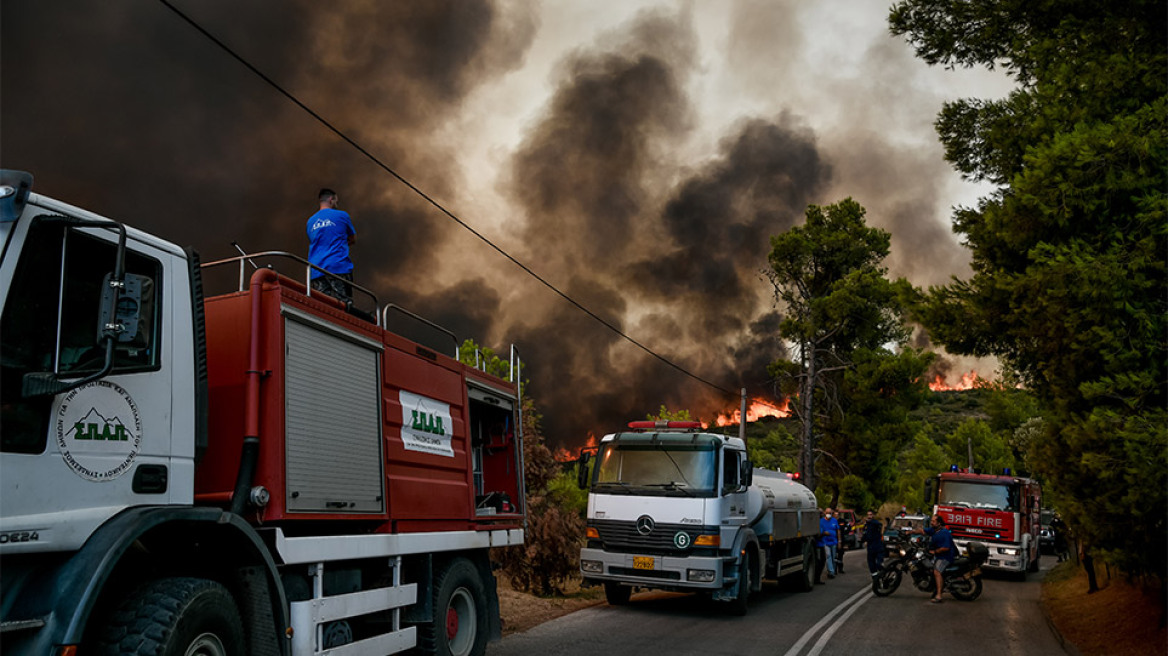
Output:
55,381,142,481
673,532,692,549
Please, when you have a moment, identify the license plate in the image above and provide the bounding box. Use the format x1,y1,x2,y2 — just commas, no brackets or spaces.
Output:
633,556,655,570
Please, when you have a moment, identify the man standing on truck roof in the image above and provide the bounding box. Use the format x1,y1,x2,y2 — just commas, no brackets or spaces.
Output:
306,187,356,304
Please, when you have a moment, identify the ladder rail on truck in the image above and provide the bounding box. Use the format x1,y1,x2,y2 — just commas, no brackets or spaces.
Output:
925,469,1041,577
0,170,527,656
578,421,820,616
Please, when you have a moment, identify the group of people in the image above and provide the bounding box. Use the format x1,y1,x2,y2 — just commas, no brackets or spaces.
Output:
819,507,956,604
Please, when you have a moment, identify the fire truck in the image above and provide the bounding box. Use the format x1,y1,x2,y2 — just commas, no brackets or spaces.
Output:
0,171,526,655
925,468,1041,576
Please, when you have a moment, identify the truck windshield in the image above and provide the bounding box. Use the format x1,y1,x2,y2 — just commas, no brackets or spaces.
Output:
593,440,717,497
939,481,1018,511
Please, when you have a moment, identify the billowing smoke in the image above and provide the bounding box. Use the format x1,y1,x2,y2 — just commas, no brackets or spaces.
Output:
1,2,999,450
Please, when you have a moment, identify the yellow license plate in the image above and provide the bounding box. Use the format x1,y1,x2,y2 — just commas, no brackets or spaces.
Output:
633,556,655,570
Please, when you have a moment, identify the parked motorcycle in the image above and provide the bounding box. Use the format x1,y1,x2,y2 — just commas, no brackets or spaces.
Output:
872,534,988,601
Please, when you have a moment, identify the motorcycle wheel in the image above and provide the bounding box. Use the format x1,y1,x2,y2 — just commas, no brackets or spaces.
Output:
872,568,902,597
949,575,983,601
913,572,935,594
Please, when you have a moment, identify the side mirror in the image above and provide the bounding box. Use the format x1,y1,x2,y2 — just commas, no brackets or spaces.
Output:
576,452,591,489
924,478,936,505
98,272,151,343
742,460,753,487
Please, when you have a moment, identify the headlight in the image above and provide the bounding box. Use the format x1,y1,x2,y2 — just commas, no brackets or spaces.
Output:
687,569,716,582
997,547,1019,556
581,560,603,573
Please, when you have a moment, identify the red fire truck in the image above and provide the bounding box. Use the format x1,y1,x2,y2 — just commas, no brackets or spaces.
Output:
0,171,526,655
925,468,1041,576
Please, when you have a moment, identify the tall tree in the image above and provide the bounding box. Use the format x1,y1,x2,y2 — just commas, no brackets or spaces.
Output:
767,198,931,494
891,0,1167,580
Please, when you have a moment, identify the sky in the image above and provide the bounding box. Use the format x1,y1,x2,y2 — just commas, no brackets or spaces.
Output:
1,1,1015,450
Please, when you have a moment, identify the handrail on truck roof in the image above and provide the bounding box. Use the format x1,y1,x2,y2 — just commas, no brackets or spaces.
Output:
201,251,380,327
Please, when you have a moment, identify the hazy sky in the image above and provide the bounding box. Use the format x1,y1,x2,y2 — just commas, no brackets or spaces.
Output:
1,1,1014,448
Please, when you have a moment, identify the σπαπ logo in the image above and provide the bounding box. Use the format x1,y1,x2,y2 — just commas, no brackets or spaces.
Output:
55,381,141,481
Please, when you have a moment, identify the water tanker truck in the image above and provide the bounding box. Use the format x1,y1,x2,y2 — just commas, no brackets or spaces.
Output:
578,421,819,615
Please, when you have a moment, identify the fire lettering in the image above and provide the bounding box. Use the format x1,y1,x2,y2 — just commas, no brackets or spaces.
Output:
976,515,1003,528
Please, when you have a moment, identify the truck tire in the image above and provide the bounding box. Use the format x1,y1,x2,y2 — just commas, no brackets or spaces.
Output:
604,582,631,606
792,539,815,592
726,559,750,616
96,577,245,656
420,558,489,656
1028,547,1040,573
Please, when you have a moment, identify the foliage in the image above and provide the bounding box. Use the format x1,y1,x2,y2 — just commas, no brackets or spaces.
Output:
747,425,800,473
890,0,1168,580
647,405,694,422
766,198,928,495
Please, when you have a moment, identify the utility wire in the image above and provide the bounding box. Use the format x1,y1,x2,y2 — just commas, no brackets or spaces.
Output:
157,0,787,413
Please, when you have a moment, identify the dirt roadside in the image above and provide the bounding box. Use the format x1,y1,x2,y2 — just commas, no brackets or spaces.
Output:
496,575,605,636
1042,559,1166,656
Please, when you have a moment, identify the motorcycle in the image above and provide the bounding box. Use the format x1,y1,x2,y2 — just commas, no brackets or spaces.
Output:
872,534,988,601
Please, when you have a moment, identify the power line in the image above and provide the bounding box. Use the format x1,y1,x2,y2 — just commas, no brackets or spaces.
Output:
156,0,786,413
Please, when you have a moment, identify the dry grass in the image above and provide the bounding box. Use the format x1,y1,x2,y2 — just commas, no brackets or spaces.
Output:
496,574,605,636
1043,560,1166,656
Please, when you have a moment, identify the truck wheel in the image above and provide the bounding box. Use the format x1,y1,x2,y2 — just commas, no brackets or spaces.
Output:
96,577,245,656
604,582,631,606
1028,547,1040,572
791,539,815,592
420,559,489,656
726,559,750,616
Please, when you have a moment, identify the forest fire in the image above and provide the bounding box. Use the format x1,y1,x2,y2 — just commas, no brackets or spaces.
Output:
714,398,792,427
928,371,983,391
554,433,599,463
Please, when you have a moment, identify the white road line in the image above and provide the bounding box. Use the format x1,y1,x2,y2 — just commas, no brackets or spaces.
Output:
806,590,873,656
781,586,871,656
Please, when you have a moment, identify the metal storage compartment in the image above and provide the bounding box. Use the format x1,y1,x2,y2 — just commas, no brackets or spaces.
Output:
284,312,385,513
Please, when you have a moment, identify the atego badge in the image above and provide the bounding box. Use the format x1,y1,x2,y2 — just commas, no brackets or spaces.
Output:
55,381,142,481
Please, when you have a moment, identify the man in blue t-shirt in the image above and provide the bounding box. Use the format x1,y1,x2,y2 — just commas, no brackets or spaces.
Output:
924,514,956,603
820,508,841,578
306,188,356,303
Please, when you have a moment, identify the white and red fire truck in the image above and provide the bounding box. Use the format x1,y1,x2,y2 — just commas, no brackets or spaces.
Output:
925,468,1041,576
0,170,526,656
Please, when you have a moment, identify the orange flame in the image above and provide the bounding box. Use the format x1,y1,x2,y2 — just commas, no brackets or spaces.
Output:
928,371,982,392
714,398,791,427
554,433,599,462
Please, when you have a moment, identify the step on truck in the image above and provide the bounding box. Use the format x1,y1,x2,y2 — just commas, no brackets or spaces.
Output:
925,468,1041,576
0,170,527,656
578,421,819,615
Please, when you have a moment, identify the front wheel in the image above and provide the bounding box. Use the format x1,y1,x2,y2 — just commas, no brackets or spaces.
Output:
604,582,631,606
96,577,245,656
420,559,489,656
949,575,984,601
726,558,751,616
871,568,902,597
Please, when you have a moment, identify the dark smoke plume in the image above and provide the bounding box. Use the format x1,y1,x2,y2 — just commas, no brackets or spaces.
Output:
2,2,995,450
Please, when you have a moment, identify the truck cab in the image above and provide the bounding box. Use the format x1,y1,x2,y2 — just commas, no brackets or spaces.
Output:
579,421,818,614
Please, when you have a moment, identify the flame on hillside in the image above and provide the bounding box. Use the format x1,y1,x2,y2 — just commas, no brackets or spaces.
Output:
928,371,982,392
554,433,599,462
714,398,791,427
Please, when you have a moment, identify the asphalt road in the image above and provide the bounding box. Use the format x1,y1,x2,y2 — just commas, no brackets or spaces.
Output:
491,551,1069,656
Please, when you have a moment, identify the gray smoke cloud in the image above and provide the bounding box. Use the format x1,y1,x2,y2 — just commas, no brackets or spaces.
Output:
1,1,997,450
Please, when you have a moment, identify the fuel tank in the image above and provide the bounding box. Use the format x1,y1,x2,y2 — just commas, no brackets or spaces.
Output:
745,468,819,541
